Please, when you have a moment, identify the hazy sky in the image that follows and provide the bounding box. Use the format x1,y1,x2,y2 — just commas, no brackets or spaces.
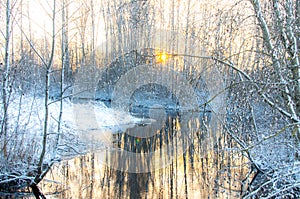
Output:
24,0,106,45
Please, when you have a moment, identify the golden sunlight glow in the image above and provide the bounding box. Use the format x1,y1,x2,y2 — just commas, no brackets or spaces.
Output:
161,52,167,61
156,51,170,64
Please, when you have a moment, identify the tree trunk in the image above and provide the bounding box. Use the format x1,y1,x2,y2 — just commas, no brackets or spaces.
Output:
31,184,47,199
35,0,56,186
292,0,300,115
1,0,12,158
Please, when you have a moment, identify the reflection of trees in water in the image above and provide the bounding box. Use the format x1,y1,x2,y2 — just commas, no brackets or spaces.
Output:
41,111,250,199
111,113,180,198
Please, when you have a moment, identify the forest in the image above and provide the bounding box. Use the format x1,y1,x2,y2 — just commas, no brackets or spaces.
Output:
0,0,300,198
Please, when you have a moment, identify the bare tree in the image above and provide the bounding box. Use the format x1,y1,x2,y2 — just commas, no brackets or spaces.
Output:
213,0,300,197
1,0,12,159
76,0,90,66
251,0,299,123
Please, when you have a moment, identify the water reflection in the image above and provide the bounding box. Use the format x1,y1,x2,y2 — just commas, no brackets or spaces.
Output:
41,110,250,199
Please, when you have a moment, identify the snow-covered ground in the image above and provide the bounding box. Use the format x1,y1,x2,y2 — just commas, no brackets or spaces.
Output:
70,100,144,152
1,94,144,164
0,94,148,192
7,95,140,131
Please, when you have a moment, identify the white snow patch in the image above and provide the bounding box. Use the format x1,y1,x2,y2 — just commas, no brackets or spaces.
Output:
1,95,144,162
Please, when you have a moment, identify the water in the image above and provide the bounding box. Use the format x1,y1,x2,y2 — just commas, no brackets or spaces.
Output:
40,109,250,199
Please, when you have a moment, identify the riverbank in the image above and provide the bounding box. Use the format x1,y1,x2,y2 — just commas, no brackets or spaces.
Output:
0,94,141,196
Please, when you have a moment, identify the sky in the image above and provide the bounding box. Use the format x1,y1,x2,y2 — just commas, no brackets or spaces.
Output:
21,0,106,45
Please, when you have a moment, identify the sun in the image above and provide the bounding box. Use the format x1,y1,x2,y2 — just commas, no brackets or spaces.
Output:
156,51,170,64
160,52,167,62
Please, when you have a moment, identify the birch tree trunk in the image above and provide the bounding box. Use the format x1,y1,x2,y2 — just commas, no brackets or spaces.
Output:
1,0,12,159
33,0,56,189
54,0,67,156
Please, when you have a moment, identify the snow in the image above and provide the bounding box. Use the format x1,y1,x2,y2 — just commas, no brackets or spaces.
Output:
71,100,144,151
15,94,141,126
0,94,145,166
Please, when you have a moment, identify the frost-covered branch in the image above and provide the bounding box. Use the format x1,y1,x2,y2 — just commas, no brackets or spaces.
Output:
250,0,300,129
168,53,300,123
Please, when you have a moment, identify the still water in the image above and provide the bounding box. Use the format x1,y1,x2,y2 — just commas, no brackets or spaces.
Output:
40,109,250,199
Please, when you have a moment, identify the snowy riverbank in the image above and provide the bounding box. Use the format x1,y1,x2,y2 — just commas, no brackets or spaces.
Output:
0,94,141,174
0,94,145,194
